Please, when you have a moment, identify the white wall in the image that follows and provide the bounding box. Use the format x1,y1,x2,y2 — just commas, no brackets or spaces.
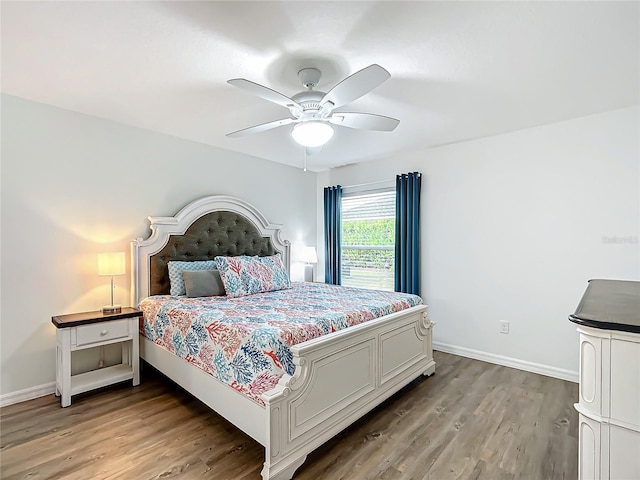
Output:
0,94,317,398
322,107,639,377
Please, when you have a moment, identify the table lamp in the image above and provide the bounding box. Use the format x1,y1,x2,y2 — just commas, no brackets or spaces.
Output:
98,252,125,313
299,246,318,282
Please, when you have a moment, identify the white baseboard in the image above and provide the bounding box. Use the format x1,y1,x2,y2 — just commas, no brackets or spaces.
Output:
0,382,55,408
433,341,579,383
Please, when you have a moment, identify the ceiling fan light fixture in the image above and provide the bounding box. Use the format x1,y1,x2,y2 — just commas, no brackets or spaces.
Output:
291,121,334,147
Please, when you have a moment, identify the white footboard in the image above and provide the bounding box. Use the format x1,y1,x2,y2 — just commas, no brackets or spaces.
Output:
261,305,435,480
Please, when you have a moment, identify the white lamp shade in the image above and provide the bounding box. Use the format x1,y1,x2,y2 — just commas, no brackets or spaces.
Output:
291,121,334,147
98,252,126,276
298,246,318,264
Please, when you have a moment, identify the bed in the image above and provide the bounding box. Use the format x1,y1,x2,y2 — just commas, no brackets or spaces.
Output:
131,195,436,480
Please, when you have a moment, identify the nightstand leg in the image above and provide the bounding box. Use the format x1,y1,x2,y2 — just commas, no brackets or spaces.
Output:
55,343,61,396
132,320,140,386
59,330,72,407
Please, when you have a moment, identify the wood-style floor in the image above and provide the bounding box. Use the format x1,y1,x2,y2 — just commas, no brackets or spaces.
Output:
0,351,578,479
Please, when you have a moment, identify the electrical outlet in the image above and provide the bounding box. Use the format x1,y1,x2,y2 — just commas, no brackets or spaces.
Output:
500,320,509,334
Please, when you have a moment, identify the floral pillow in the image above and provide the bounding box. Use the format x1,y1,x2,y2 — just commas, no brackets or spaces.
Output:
214,254,291,298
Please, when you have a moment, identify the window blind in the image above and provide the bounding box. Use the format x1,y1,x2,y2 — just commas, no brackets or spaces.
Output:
341,190,395,291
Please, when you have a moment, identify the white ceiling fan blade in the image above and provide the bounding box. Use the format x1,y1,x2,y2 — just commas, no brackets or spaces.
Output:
320,64,391,110
228,79,302,111
226,118,295,138
330,112,399,131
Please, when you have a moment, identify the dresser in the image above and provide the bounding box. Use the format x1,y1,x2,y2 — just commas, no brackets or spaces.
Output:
569,279,640,480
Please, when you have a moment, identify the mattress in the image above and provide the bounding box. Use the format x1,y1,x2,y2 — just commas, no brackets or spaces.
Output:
139,282,422,405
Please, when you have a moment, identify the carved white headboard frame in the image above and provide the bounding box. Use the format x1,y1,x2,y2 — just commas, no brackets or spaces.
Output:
131,195,291,306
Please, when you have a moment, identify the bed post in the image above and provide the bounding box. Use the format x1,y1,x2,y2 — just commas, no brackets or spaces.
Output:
130,239,141,308
261,367,308,480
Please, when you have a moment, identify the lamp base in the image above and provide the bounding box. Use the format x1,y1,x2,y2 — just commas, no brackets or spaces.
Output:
303,264,314,282
102,305,122,314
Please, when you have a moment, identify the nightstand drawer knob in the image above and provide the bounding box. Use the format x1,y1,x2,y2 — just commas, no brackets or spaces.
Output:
100,330,108,336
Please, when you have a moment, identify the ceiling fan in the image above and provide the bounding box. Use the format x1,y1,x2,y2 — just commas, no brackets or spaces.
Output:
226,64,399,150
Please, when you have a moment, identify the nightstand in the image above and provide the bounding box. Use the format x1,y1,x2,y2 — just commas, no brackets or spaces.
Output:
51,307,141,407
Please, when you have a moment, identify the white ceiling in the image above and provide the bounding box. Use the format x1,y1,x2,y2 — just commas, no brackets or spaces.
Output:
2,1,638,171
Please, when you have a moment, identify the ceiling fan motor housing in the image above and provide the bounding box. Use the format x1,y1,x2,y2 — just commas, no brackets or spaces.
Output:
292,68,330,118
291,91,326,116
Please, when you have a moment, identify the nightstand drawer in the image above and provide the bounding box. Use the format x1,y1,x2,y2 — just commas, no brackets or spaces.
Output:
75,319,130,347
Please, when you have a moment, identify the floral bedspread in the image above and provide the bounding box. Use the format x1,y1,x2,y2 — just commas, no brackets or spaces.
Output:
139,282,422,406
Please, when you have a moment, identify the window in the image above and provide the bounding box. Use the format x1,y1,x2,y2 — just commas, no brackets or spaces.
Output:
341,190,395,291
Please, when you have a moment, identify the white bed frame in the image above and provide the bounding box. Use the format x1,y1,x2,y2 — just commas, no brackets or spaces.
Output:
131,195,435,480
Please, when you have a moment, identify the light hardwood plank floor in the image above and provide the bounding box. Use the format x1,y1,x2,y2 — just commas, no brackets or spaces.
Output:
0,351,578,479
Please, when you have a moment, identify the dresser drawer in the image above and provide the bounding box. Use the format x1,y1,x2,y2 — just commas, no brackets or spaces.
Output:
75,319,131,347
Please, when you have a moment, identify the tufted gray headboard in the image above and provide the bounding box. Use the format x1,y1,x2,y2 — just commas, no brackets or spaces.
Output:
149,211,278,295
131,195,290,304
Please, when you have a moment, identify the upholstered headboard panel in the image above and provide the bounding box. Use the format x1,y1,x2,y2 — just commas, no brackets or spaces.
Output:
150,211,278,295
